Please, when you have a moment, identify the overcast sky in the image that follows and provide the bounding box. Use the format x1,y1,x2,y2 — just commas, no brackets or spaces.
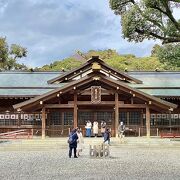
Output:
0,0,178,67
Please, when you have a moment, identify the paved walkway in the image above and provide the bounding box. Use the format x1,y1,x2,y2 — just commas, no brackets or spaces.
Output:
0,146,180,180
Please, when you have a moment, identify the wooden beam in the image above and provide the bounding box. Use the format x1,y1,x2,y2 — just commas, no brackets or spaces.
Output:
120,104,146,108
146,105,150,138
78,89,115,95
44,104,74,108
68,101,120,105
74,93,78,128
115,92,119,137
68,101,146,108
42,107,46,139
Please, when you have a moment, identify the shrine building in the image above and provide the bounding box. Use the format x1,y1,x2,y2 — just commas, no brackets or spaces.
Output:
0,56,180,138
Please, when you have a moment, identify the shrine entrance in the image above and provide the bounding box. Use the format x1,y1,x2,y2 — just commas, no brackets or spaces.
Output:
78,110,114,136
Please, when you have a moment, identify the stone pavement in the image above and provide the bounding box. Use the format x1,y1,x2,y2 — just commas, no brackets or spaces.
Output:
1,137,180,151
0,138,180,180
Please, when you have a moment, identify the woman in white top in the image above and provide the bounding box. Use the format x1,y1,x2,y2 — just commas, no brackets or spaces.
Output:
93,121,99,137
76,128,84,156
85,120,92,137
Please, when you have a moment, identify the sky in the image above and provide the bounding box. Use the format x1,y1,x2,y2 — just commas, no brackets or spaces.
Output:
0,0,178,67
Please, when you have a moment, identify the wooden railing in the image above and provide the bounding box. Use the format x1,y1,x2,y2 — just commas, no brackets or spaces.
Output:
0,129,33,139
160,133,180,138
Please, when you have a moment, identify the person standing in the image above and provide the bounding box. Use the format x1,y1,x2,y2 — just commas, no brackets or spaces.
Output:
104,128,110,145
85,120,92,137
76,128,84,157
68,128,78,158
101,121,106,137
93,121,99,137
118,121,125,138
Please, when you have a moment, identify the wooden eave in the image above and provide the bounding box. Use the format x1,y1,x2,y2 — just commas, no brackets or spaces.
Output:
47,56,142,84
0,87,58,89
136,87,180,89
13,75,92,110
47,61,91,84
13,72,177,112
100,63,142,84
0,95,36,98
101,75,177,110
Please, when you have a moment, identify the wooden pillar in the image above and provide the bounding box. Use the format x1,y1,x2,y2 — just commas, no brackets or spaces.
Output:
62,112,64,132
169,111,172,133
42,107,46,139
146,106,150,138
127,112,130,126
115,92,119,137
140,109,143,126
18,113,21,127
131,97,134,104
74,93,78,128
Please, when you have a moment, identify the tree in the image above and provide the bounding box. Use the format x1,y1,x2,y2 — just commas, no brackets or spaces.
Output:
0,37,28,70
10,44,27,59
109,0,180,44
152,43,180,67
38,49,178,71
0,37,8,63
151,44,161,57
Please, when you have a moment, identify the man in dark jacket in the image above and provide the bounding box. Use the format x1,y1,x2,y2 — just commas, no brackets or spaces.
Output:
68,128,79,158
104,128,110,145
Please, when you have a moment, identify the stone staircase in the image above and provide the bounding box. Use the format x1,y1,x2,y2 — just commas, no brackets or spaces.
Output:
0,137,180,151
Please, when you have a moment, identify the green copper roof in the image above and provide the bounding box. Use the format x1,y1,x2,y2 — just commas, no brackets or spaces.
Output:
0,72,66,96
128,72,180,88
138,89,180,97
127,72,180,97
0,89,53,96
0,71,180,97
0,72,63,87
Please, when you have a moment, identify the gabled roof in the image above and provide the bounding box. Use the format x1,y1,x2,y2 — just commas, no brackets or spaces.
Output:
47,56,142,84
13,72,177,111
0,71,63,97
0,69,180,97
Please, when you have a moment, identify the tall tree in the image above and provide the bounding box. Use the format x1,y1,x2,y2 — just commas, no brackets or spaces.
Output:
152,43,180,67
0,37,8,63
109,0,180,44
0,37,28,70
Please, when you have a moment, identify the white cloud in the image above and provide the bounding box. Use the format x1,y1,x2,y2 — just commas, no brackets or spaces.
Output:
0,0,159,67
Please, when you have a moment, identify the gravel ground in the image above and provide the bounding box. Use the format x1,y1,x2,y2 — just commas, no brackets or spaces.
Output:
0,147,180,180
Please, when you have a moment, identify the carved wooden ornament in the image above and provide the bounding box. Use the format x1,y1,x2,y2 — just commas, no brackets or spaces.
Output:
91,86,101,104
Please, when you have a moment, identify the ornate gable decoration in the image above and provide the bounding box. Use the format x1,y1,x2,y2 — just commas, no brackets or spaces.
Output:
91,86,101,104
92,62,101,71
47,56,142,84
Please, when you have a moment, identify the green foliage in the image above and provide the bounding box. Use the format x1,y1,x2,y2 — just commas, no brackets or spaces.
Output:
40,58,83,71
0,37,28,70
0,37,8,63
153,43,180,68
106,55,164,71
10,44,27,59
38,49,179,71
109,0,180,44
151,44,161,57
85,49,119,59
